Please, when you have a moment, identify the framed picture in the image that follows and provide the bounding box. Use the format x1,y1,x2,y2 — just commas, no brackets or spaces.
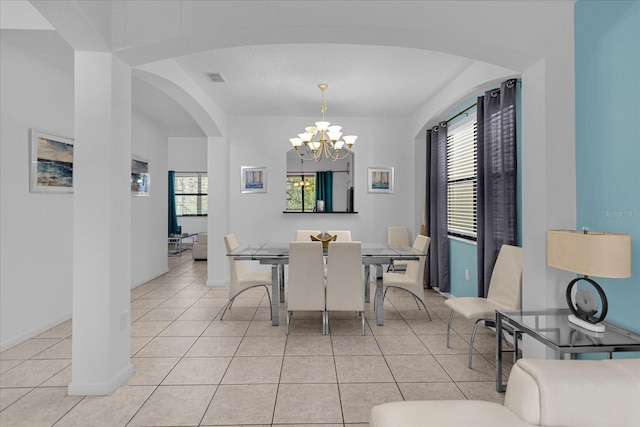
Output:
368,166,394,193
30,129,74,193
131,157,150,196
241,166,267,193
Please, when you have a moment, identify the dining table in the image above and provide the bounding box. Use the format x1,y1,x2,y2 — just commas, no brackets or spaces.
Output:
227,241,428,326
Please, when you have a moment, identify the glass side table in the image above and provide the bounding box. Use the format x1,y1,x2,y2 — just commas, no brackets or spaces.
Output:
495,308,640,392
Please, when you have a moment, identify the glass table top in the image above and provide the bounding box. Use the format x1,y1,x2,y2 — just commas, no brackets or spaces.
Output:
498,308,640,349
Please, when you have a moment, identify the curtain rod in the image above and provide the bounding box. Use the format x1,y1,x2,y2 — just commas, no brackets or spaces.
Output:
447,102,477,124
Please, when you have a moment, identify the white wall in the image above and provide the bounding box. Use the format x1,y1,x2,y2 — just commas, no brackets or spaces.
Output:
0,37,173,349
1,37,74,350
130,110,170,287
168,137,208,235
226,116,416,246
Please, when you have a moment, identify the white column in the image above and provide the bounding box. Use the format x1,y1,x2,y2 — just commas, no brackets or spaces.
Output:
69,51,133,395
207,136,229,286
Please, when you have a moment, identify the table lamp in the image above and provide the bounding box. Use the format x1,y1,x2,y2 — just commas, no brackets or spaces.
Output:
547,229,631,332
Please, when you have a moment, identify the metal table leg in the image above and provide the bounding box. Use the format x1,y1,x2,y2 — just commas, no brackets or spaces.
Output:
496,312,506,392
271,264,280,326
375,264,385,326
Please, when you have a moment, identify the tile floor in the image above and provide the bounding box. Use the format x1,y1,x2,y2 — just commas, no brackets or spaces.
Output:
0,254,517,427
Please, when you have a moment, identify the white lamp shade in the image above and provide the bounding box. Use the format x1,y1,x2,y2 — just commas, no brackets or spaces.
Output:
547,230,631,278
290,137,303,148
334,140,345,150
328,125,342,133
343,135,357,146
305,126,318,136
327,131,342,142
315,121,331,131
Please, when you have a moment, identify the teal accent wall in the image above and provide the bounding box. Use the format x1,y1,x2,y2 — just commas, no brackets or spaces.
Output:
449,238,478,297
575,1,640,340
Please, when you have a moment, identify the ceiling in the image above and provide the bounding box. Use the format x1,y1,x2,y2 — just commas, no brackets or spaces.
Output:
1,0,534,137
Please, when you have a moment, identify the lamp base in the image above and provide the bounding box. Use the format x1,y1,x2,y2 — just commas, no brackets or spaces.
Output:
568,314,605,332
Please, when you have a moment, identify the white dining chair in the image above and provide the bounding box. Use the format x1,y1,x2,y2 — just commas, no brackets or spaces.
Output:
221,233,272,320
286,241,327,334
327,230,352,241
445,244,522,368
387,226,411,272
296,229,321,241
381,235,431,320
326,241,365,335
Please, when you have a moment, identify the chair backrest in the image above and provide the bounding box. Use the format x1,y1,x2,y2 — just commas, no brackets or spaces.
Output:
296,229,321,241
487,244,523,310
197,233,208,245
287,241,325,311
388,226,410,247
327,230,352,241
326,241,363,311
224,233,246,284
405,235,431,284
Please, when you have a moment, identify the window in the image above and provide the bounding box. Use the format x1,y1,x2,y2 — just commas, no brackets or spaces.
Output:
447,114,477,240
175,172,208,216
286,174,316,212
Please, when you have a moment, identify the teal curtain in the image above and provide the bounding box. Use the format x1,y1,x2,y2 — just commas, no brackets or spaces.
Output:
315,171,333,212
168,171,180,235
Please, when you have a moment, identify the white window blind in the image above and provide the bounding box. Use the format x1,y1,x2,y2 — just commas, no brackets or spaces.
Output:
447,115,477,239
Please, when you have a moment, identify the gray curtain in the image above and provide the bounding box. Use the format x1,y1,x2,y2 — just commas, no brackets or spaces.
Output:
425,123,450,292
476,79,518,297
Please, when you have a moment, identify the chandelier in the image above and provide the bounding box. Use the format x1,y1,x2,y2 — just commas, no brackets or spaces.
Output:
289,83,357,161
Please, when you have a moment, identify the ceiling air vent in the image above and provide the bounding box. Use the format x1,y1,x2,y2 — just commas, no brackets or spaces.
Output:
203,72,225,83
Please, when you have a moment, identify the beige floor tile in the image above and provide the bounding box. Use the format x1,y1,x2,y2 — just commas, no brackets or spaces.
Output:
203,320,251,336
0,359,70,388
398,381,465,400
177,306,221,321
130,298,165,309
385,354,451,382
286,317,326,335
201,384,277,426
0,339,61,360
130,308,152,322
236,336,286,356
0,387,83,427
331,335,382,356
0,360,23,375
284,335,332,356
124,358,179,385
130,320,171,337
31,338,72,359
339,382,403,424
221,356,282,384
456,381,505,404
273,383,343,424
34,321,72,339
130,336,153,356
417,333,469,354
156,297,198,308
192,297,229,308
253,307,275,321
159,320,211,337
162,357,231,385
280,356,337,383
368,319,414,336
434,354,495,382
0,387,32,411
40,364,71,386
217,307,257,321
334,355,394,383
138,307,186,322
326,318,372,335
184,336,242,357
128,384,216,426
135,336,197,358
405,317,450,334
375,335,429,355
245,320,286,336
55,385,155,427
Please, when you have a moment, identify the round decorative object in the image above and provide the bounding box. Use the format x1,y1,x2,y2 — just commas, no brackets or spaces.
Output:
565,277,608,324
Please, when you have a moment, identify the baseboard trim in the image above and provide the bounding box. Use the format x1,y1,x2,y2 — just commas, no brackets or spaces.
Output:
0,313,72,352
68,362,133,395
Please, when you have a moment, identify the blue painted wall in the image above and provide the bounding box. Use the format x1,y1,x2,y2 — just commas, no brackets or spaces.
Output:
575,0,640,336
449,238,478,297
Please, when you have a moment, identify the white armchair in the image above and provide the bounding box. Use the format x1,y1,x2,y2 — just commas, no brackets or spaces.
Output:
326,241,365,335
192,233,207,260
286,241,326,334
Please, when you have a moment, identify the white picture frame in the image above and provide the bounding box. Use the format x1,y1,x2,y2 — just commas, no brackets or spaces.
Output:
241,166,267,193
368,166,394,193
